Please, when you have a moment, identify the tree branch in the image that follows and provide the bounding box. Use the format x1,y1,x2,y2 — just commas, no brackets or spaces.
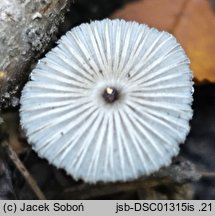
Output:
0,0,71,109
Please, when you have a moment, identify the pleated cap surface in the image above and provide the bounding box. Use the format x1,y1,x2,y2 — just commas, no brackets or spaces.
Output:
20,19,193,183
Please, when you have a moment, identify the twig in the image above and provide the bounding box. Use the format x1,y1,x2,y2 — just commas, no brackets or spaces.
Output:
63,158,202,199
201,172,215,178
63,177,174,199
0,0,71,109
2,141,46,200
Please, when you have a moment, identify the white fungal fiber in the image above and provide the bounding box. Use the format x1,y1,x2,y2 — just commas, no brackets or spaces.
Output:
20,19,193,183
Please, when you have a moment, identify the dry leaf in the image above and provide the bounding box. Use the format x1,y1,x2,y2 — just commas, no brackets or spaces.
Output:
112,0,215,83
174,0,215,83
111,0,187,31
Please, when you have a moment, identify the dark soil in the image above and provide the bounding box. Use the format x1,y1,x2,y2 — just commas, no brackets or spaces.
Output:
181,84,215,199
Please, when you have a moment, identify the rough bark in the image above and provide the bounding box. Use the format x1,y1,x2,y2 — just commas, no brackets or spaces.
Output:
0,0,70,109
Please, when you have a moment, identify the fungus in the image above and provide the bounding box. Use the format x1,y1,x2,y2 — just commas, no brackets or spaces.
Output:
20,19,193,183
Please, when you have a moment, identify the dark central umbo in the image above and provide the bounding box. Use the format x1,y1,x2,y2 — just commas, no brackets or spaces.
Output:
102,87,119,103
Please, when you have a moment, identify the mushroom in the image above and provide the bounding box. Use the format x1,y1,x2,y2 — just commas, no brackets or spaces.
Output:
20,19,193,183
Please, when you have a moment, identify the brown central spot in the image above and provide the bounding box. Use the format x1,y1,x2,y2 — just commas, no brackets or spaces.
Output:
102,87,119,103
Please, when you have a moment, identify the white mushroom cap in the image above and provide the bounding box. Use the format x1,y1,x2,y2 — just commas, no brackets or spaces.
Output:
20,19,193,183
